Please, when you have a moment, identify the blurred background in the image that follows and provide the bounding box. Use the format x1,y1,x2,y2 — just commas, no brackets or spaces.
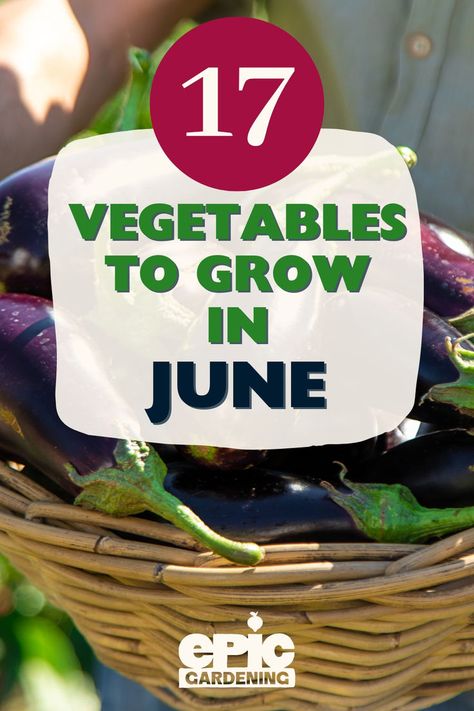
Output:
0,554,98,710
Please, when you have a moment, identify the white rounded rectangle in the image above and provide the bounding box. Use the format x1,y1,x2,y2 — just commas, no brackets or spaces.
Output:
49,129,423,448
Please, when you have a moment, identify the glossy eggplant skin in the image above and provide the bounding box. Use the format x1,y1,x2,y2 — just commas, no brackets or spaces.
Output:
411,309,474,425
355,429,474,508
0,159,53,298
164,462,365,543
421,215,474,318
266,438,377,479
0,294,116,495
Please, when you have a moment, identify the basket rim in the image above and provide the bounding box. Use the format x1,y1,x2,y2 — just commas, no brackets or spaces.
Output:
1,461,474,600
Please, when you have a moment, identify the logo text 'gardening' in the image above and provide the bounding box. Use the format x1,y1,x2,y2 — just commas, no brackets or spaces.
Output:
178,612,296,688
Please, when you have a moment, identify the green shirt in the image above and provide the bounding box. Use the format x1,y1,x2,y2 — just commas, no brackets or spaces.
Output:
209,0,474,232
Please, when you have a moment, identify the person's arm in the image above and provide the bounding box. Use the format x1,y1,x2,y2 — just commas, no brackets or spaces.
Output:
0,0,211,178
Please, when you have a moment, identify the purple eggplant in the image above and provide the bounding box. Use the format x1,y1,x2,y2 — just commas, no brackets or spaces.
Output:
3,295,474,548
266,438,377,479
164,463,366,543
395,149,473,322
0,293,263,565
267,429,412,477
421,214,474,318
355,429,474,508
166,460,474,545
0,160,53,298
412,309,474,425
0,294,118,494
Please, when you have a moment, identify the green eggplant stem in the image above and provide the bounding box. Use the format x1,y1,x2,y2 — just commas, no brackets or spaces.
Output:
449,308,474,336
423,333,474,419
115,48,153,132
323,471,474,544
68,441,263,566
396,146,418,169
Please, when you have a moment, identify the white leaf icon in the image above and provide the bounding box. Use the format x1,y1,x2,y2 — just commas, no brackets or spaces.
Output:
247,611,263,632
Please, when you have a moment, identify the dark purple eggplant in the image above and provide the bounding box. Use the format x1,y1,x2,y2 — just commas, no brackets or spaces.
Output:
0,293,262,565
177,445,267,471
412,309,474,425
266,426,413,480
421,215,474,318
355,429,474,507
396,148,473,321
266,438,377,479
0,160,53,298
164,463,365,543
166,460,474,545
0,294,116,494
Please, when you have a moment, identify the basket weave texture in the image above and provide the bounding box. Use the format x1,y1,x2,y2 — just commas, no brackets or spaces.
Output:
1,461,474,711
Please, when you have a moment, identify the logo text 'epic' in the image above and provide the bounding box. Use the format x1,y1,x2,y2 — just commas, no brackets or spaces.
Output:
178,612,296,688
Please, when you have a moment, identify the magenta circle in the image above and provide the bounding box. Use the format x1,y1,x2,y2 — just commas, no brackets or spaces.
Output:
150,18,324,191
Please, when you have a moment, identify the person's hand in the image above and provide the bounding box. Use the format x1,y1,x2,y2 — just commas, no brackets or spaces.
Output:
0,0,210,178
0,0,90,176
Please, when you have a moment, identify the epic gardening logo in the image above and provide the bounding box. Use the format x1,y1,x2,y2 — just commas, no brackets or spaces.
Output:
178,612,296,688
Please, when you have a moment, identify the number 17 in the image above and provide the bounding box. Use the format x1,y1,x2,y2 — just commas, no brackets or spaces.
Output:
182,66,295,146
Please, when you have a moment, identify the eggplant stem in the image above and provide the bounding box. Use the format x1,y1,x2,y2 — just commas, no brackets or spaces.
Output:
449,308,474,337
115,48,153,132
423,336,474,419
333,461,348,481
453,332,474,348
68,441,264,566
326,477,474,543
396,146,418,169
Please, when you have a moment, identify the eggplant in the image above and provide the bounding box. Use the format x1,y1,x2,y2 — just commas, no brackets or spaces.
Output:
0,159,53,298
0,293,117,494
266,438,377,479
166,460,474,545
2,292,474,549
265,430,408,480
396,149,473,320
421,214,474,318
177,445,267,471
355,429,474,507
0,294,262,565
412,309,474,425
164,463,366,543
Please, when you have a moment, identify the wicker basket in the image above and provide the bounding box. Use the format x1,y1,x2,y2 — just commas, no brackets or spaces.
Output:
1,460,474,711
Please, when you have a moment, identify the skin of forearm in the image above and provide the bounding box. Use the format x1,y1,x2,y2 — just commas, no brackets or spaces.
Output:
0,0,211,178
